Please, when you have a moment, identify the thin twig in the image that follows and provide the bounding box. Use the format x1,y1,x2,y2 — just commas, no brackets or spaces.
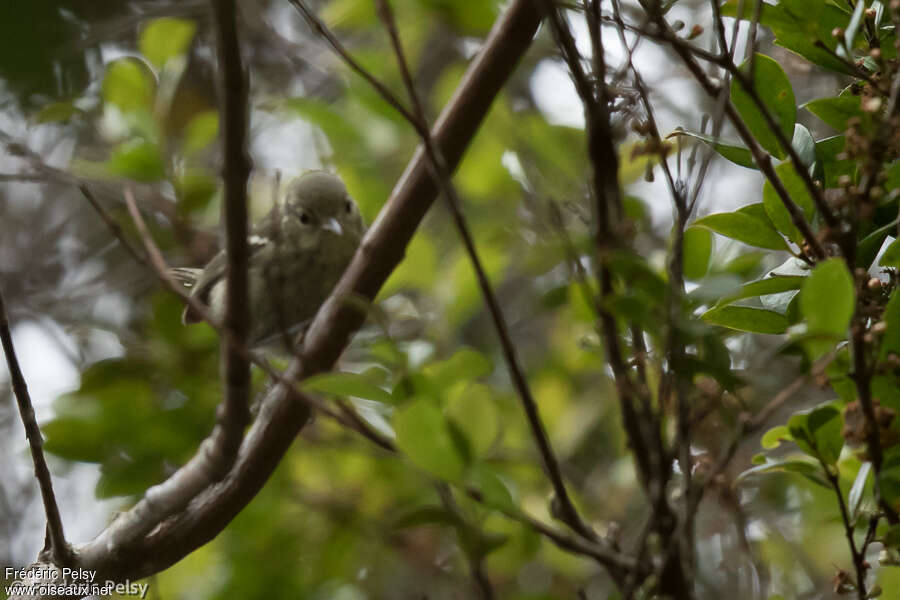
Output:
823,461,867,600
0,285,71,565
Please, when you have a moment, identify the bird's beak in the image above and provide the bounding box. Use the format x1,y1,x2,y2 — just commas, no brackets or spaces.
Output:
322,217,343,236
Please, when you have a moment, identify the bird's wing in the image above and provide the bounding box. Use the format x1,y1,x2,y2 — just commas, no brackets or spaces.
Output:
181,234,272,324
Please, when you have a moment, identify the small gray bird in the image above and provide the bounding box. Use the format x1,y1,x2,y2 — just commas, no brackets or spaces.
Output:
173,171,365,346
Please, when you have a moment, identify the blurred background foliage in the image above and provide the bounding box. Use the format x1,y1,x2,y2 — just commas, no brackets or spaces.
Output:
0,0,888,599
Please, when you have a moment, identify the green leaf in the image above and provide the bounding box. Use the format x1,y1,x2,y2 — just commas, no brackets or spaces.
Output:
722,0,856,74
693,212,788,251
737,456,830,489
682,226,713,280
139,18,197,70
880,289,900,359
842,0,867,59
791,123,817,170
667,129,755,168
730,54,796,158
880,238,900,268
422,348,493,392
849,462,872,519
807,404,844,465
803,96,865,131
761,425,792,449
880,447,900,511
687,275,742,303
466,464,515,512
303,371,393,404
716,275,806,307
884,524,900,550
394,399,466,481
801,258,855,337
444,384,499,459
183,110,219,156
702,305,790,334
859,220,898,268
107,139,166,181
102,58,155,112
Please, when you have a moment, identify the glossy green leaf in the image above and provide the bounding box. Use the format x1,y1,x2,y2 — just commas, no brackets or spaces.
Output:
667,129,755,169
303,371,393,404
102,58,155,112
808,404,843,465
702,305,789,334
880,289,900,359
394,399,466,481
693,212,788,251
737,456,830,489
842,0,867,59
859,220,897,268
682,226,713,280
761,425,792,449
139,18,196,70
721,0,856,75
730,54,796,158
803,96,864,131
801,258,854,337
880,238,900,268
791,123,817,170
716,275,806,307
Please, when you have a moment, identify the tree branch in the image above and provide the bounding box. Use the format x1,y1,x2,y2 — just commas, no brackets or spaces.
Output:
210,0,252,469
0,284,71,565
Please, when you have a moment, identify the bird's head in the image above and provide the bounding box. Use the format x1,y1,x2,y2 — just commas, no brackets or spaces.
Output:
283,171,364,240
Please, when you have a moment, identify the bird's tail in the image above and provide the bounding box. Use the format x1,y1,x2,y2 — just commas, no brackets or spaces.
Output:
169,267,203,288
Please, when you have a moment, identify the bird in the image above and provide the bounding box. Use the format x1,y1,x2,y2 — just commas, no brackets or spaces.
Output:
172,171,365,347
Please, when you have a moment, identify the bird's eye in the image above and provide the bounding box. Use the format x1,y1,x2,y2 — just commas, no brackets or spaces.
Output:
344,200,353,214
300,212,310,224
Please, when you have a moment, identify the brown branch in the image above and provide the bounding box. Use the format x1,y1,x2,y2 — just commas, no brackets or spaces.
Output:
210,0,253,468
0,284,71,565
69,0,544,584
